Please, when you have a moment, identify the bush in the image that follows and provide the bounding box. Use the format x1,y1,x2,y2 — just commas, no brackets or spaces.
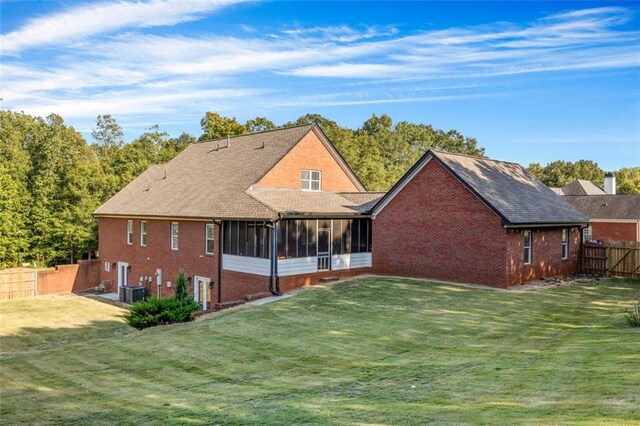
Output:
625,301,640,327
125,297,197,329
175,269,189,304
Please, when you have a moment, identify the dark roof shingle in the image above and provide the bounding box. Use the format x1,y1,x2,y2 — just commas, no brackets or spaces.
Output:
563,195,640,220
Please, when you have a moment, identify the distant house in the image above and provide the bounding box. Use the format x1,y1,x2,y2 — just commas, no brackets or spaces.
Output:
551,179,607,196
557,174,640,242
94,125,590,306
563,195,640,242
371,151,588,288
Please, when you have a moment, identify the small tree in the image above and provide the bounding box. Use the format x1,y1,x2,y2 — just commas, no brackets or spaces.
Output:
174,269,189,304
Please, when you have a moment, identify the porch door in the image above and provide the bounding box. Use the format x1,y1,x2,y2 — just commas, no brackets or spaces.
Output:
117,262,128,289
193,276,210,310
317,228,331,271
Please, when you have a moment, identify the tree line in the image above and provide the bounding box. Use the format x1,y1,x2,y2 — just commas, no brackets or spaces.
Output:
1,110,638,268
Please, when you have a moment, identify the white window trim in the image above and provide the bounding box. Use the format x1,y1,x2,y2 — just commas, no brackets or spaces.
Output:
583,226,592,242
301,170,322,192
171,222,179,251
205,223,215,255
140,220,147,247
126,220,133,245
523,230,532,265
561,228,569,259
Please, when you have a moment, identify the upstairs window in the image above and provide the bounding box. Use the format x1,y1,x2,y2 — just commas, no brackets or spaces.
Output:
126,220,133,245
301,170,321,191
140,221,147,246
205,224,215,254
171,222,179,250
561,228,569,259
523,230,532,264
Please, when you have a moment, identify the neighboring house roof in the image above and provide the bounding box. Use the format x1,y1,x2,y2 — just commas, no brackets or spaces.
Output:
563,195,640,220
246,188,385,216
558,180,607,196
549,187,564,195
372,150,589,226
95,124,368,220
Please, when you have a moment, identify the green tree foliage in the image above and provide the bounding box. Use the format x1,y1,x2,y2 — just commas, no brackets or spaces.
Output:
174,269,189,304
245,116,276,133
616,167,640,194
199,112,246,141
527,160,605,188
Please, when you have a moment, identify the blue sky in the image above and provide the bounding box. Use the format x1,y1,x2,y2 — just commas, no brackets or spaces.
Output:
1,1,639,170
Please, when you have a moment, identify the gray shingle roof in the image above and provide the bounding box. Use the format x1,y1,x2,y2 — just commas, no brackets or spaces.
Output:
246,188,385,216
432,151,589,225
559,180,607,196
563,195,640,220
94,124,375,220
95,125,316,219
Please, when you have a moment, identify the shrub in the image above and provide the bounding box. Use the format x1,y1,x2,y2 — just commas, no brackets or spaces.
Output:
125,296,197,329
625,301,640,328
174,269,190,304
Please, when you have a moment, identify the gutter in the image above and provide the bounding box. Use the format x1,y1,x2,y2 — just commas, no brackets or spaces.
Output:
215,219,223,304
503,222,589,229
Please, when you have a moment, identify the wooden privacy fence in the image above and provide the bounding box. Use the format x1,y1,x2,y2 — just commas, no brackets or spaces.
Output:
0,260,100,301
0,268,37,300
582,241,640,279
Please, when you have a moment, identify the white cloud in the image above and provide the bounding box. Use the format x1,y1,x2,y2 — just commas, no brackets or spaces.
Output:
0,0,249,54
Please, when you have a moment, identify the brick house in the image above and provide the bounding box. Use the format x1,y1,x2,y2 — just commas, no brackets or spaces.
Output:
95,124,383,308
370,150,588,287
554,175,640,243
95,125,589,306
563,195,640,242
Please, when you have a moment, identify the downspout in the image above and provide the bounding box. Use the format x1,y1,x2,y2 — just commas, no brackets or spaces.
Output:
217,220,223,304
269,218,282,296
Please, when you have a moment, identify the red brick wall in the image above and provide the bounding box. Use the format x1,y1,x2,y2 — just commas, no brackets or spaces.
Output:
591,221,638,242
256,131,360,191
220,270,270,302
37,260,100,295
278,267,371,292
373,158,510,287
505,227,581,286
98,218,219,300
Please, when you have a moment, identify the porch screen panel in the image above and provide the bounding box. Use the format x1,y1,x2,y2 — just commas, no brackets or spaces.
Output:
367,219,372,252
277,223,286,259
230,221,239,255
287,220,297,258
297,220,308,257
359,219,368,252
332,219,343,255
342,220,352,254
223,221,231,254
238,222,248,256
247,222,256,257
351,219,360,253
307,219,317,256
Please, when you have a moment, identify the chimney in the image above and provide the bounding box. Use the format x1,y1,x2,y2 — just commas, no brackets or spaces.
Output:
604,172,616,195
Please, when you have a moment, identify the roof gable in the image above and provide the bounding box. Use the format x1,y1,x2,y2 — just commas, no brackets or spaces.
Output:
372,150,588,226
255,126,365,191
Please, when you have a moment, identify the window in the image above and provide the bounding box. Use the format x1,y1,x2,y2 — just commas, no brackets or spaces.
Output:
140,221,147,246
583,226,592,242
561,228,569,259
205,224,215,254
171,222,179,250
301,170,321,191
126,220,133,245
523,230,532,264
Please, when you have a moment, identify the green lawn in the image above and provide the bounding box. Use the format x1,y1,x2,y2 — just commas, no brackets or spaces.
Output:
1,278,639,425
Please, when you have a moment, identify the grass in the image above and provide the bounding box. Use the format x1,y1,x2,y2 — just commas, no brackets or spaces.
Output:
0,278,639,425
